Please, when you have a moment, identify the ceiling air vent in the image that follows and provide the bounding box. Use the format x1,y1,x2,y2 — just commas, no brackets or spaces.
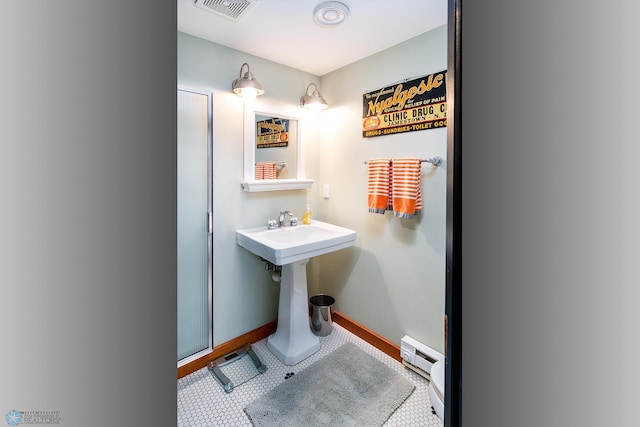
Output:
194,0,258,22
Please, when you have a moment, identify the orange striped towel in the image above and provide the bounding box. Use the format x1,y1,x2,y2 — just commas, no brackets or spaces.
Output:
367,158,392,214
263,162,277,179
391,158,422,218
255,162,265,180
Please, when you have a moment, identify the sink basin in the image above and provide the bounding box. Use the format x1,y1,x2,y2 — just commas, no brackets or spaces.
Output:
236,220,357,265
236,219,357,365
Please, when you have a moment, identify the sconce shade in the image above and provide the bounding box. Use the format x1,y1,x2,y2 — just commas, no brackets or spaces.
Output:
232,63,264,98
300,83,328,110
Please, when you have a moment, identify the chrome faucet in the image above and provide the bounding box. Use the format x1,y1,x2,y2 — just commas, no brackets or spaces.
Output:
278,210,296,227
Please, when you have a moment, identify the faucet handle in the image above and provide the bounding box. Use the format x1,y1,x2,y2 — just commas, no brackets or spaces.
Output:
290,217,298,226
267,219,277,229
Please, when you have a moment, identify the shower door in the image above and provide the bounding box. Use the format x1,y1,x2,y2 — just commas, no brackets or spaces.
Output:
177,88,213,365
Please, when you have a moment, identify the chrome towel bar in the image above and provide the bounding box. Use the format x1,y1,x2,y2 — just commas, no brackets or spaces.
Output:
364,156,442,166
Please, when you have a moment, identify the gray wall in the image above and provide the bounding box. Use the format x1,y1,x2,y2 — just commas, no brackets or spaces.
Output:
178,26,447,352
314,27,447,352
178,32,320,344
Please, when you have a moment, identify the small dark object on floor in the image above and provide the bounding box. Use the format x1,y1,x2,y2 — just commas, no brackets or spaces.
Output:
284,372,295,379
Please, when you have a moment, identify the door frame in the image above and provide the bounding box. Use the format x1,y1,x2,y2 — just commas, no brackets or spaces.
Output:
445,0,462,425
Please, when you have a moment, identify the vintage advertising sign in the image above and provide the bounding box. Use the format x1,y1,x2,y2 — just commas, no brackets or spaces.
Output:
256,117,289,148
362,70,447,138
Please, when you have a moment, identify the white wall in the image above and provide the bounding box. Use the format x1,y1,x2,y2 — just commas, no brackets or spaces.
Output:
312,27,447,352
178,32,319,344
178,25,447,352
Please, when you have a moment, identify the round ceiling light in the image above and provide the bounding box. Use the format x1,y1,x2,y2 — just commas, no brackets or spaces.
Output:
313,1,350,28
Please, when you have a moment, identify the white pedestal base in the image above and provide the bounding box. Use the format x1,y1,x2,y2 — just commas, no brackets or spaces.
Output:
267,258,320,365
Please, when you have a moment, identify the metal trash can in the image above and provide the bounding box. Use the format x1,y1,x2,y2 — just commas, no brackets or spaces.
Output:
309,294,335,336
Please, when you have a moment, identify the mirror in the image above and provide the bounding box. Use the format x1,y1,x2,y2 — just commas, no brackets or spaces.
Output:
242,101,314,192
255,113,297,180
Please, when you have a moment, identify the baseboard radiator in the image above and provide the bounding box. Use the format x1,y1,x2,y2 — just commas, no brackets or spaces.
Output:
400,335,444,380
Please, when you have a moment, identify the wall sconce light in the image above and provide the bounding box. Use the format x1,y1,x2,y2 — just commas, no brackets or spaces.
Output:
232,63,264,98
300,83,328,110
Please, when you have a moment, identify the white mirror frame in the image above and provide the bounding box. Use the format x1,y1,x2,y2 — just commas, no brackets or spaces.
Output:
241,101,314,192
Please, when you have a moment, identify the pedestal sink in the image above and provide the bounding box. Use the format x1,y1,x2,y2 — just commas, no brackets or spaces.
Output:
236,220,356,365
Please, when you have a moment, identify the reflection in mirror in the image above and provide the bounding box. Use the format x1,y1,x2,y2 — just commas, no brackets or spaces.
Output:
242,102,314,192
255,114,297,180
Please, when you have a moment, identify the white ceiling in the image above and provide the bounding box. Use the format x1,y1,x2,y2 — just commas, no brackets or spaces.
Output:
177,0,448,76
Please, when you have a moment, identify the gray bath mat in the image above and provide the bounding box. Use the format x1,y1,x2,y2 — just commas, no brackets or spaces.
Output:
244,342,415,426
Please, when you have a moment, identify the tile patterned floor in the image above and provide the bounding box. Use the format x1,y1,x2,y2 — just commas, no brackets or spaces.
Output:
177,324,443,426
